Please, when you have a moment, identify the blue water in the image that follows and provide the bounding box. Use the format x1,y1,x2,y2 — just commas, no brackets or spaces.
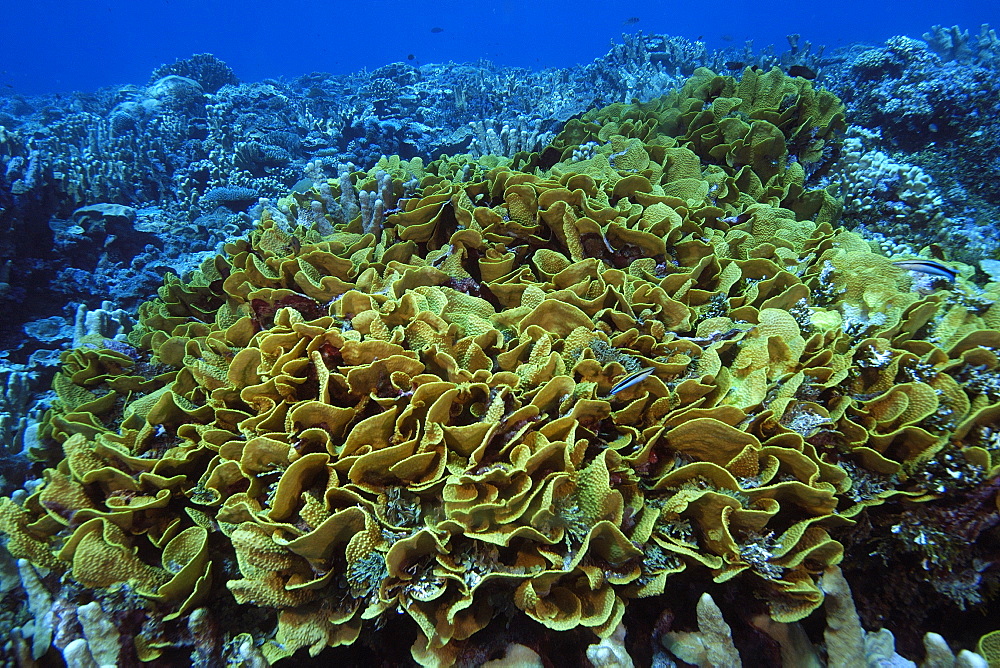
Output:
4,0,998,95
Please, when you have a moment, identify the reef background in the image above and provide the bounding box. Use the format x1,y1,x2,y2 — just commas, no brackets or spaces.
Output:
1,23,1000,668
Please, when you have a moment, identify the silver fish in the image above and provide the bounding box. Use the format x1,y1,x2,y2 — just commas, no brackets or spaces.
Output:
608,366,656,396
892,259,958,282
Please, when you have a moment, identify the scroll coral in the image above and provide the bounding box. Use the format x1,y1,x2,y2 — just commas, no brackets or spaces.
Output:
5,68,999,665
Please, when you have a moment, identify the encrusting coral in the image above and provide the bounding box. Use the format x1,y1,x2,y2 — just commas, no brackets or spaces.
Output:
3,67,999,665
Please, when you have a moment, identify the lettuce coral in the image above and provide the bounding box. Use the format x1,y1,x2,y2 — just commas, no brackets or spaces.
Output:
4,67,999,665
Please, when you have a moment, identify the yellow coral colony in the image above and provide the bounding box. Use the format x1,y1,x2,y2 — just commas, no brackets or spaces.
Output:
4,67,1000,665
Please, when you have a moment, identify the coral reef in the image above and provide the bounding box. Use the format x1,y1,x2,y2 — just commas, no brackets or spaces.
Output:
840,35,997,150
829,134,1000,265
2,20,1000,666
3,25,997,384
1,65,998,666
662,593,742,667
836,137,944,236
148,53,240,94
820,26,1000,269
654,568,988,667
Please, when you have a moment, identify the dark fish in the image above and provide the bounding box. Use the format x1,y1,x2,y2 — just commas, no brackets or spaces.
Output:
609,366,656,396
682,326,755,346
720,211,754,225
623,16,640,25
928,243,947,260
892,259,958,282
430,26,444,33
407,54,415,60
720,34,734,42
787,65,817,80
724,61,746,70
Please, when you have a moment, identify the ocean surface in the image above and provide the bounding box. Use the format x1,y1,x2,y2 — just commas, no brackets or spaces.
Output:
2,1,1000,666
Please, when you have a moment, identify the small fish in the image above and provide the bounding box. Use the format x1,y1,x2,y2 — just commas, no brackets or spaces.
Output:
720,34,734,42
623,16,640,25
407,54,416,60
787,65,817,80
724,61,746,71
892,259,958,282
430,26,444,33
608,366,656,396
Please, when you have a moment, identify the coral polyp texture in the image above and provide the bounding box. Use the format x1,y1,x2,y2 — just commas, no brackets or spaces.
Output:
4,67,1000,665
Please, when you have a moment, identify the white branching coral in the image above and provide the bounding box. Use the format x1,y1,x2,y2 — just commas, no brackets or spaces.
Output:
662,593,742,668
587,622,635,668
